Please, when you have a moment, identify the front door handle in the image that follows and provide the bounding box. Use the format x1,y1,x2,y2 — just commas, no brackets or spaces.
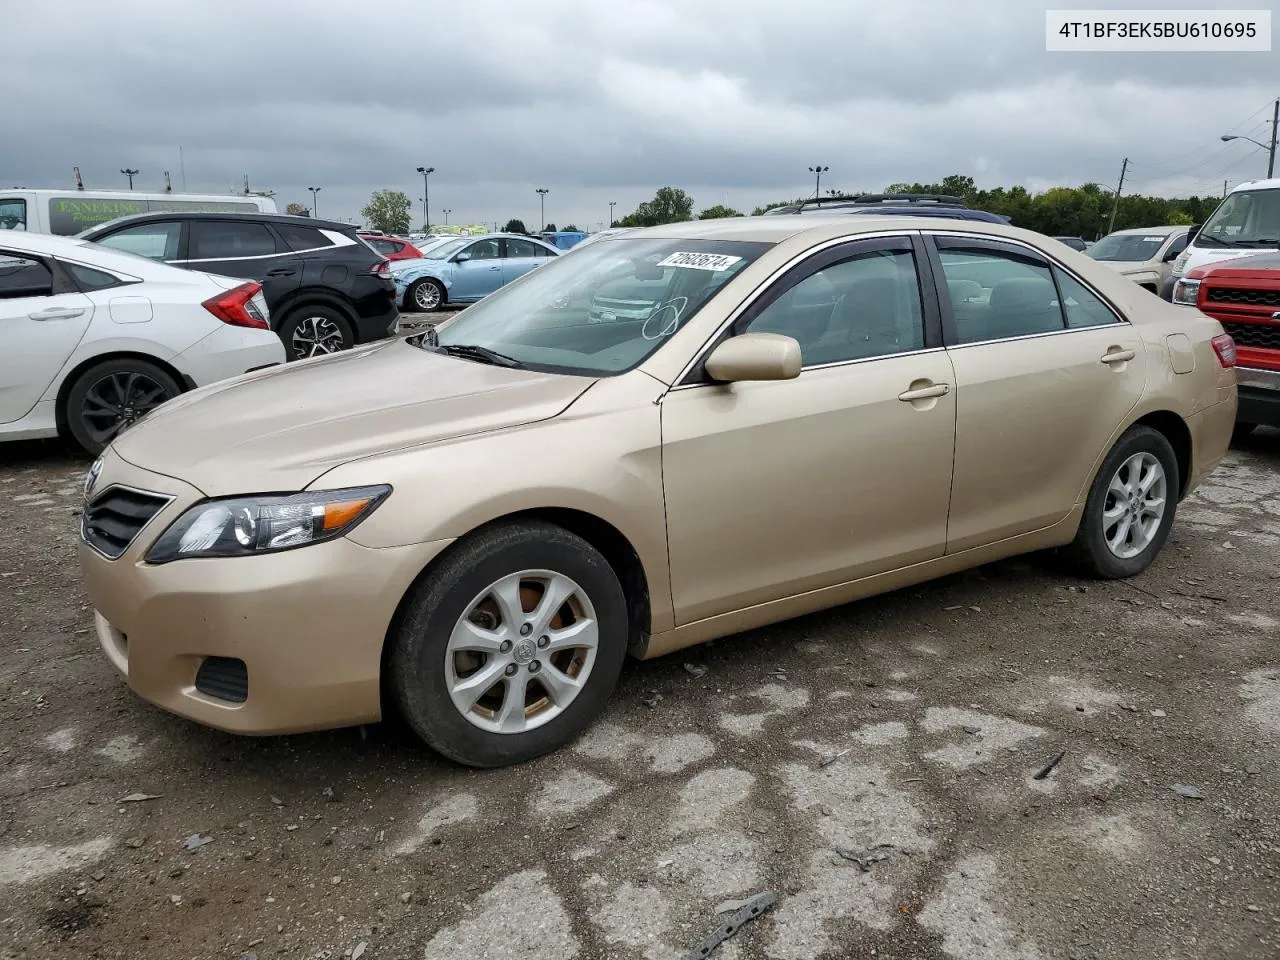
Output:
29,307,86,321
898,382,951,402
265,268,296,277
1100,348,1136,365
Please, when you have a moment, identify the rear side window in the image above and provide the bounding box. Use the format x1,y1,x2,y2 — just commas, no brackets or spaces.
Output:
504,238,542,258
95,221,181,261
189,220,278,259
0,254,53,298
936,244,1064,344
65,263,129,291
0,198,26,231
275,224,334,252
1053,268,1118,328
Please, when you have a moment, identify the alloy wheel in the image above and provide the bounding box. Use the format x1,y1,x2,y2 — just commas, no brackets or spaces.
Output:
1102,451,1167,559
80,371,170,446
291,316,346,359
413,281,441,311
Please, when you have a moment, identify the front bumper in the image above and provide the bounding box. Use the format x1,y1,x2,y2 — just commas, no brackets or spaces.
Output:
1237,366,1280,427
77,451,452,735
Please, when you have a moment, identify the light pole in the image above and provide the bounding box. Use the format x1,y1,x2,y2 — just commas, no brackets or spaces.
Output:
1220,99,1278,179
536,187,549,231
608,200,616,226
809,165,828,199
307,186,321,218
120,168,139,190
415,166,434,231
443,208,451,225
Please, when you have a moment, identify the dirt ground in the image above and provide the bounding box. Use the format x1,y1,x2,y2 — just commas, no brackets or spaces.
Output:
1,428,1278,960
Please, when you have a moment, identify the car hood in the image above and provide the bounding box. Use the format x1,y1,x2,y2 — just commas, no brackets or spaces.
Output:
1098,260,1153,273
110,339,597,496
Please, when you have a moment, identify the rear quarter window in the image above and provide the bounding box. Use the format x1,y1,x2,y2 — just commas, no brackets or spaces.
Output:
275,224,335,252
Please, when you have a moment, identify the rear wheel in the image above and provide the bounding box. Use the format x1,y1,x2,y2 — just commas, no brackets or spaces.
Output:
64,358,181,455
408,278,445,313
1064,425,1179,579
279,306,354,360
389,521,628,767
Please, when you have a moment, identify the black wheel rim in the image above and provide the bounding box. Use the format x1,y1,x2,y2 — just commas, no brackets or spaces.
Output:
80,371,171,446
291,316,346,359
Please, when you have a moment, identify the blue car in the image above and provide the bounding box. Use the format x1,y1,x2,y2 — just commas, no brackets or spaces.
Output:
391,233,560,312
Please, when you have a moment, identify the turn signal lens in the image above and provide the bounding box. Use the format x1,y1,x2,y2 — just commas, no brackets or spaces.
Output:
1211,333,1237,368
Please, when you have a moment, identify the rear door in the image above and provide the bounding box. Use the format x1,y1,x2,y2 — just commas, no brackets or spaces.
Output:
926,233,1146,553
186,219,301,313
0,250,94,423
501,237,549,284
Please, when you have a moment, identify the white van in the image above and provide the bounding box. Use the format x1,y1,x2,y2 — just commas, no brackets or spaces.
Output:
1165,177,1280,300
0,189,278,236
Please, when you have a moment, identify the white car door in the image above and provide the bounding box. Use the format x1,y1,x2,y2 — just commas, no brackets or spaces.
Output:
0,250,94,423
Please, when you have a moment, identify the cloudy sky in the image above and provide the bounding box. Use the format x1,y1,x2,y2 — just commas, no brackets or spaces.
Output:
4,0,1277,229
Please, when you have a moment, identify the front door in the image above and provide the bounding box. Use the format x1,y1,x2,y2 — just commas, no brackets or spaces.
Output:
451,238,504,300
0,251,93,423
928,234,1147,553
661,235,957,625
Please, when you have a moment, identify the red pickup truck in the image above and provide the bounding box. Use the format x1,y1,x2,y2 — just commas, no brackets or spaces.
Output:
1177,253,1280,437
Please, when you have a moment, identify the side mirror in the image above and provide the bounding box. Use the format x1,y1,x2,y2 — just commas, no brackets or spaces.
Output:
704,333,802,383
1163,247,1182,263
1186,224,1201,243
453,253,471,263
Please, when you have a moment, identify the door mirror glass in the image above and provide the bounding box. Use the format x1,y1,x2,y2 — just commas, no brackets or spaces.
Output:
704,333,802,382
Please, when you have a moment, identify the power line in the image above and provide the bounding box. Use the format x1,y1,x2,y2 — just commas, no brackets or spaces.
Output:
1125,96,1278,177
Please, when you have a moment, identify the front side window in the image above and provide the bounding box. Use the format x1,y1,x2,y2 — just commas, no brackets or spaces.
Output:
189,220,278,259
93,221,181,261
1198,188,1280,247
0,254,53,299
746,247,925,366
937,245,1064,344
433,238,770,375
424,238,468,260
464,239,501,261
0,198,26,231
1087,233,1166,262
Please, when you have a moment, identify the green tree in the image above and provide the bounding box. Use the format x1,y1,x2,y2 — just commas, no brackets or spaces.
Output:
503,218,528,234
697,204,743,219
285,202,310,216
751,196,808,215
361,190,412,235
544,223,557,232
563,223,581,231
618,187,695,227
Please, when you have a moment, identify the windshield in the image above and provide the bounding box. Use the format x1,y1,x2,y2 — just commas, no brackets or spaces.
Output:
1198,188,1280,247
433,237,771,375
425,238,468,260
1087,233,1168,262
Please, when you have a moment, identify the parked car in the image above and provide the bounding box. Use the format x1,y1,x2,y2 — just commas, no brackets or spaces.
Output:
0,232,284,454
1054,236,1090,252
391,233,559,312
0,188,276,235
763,193,1012,224
1163,177,1280,300
1086,226,1189,294
77,215,1236,767
80,213,397,361
1174,252,1280,437
358,233,423,261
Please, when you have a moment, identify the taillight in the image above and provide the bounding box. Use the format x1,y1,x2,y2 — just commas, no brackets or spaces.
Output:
371,259,391,278
1211,333,1237,368
202,282,270,330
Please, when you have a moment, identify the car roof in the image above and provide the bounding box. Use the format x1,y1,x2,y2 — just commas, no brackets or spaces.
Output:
81,211,358,234
1106,225,1187,237
0,231,97,256
613,214,1056,247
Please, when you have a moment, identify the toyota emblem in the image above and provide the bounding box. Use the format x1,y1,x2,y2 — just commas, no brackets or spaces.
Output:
83,457,103,500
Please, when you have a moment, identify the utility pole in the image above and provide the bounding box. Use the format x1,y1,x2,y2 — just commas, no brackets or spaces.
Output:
608,200,616,226
1269,97,1278,179
1107,157,1128,234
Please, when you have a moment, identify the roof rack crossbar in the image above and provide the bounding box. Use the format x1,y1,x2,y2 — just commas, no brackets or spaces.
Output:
776,192,969,214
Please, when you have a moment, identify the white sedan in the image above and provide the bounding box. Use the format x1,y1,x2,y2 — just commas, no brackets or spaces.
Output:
0,231,285,454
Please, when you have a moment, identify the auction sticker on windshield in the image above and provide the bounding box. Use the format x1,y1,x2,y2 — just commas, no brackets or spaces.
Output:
656,252,743,271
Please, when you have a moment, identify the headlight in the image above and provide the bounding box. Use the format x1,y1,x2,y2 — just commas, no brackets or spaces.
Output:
145,485,391,563
1170,252,1189,278
1171,278,1201,306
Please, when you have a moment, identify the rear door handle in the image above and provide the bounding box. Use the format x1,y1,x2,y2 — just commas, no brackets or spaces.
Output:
489,265,501,271
898,383,951,402
265,268,296,277
29,307,85,321
1100,348,1136,365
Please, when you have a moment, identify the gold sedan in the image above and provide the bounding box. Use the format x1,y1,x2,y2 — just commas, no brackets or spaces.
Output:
76,217,1237,767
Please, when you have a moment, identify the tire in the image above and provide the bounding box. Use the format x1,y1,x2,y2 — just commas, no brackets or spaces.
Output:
407,278,445,313
1064,425,1180,579
278,305,354,361
64,358,182,456
1232,422,1257,443
389,521,628,768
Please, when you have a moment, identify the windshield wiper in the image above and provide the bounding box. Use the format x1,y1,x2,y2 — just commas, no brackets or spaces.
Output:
435,343,522,368
1194,233,1231,246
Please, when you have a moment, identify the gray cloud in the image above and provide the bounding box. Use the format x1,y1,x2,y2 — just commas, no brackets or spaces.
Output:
3,0,1277,228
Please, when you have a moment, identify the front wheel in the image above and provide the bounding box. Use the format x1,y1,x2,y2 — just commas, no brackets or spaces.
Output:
1064,425,1180,579
407,278,445,313
279,306,354,360
389,521,629,768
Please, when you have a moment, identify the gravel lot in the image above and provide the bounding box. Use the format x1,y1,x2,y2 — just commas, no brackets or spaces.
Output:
1,426,1278,960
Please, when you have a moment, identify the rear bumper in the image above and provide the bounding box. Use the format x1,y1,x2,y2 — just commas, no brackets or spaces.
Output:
1237,365,1280,427
1185,397,1237,497
352,298,400,344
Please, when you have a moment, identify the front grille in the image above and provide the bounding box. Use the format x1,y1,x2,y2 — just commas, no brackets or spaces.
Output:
81,486,171,559
1222,321,1280,351
1207,286,1280,308
195,657,248,703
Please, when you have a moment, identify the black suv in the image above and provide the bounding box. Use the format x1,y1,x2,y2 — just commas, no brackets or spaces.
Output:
81,212,398,360
763,193,1012,224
